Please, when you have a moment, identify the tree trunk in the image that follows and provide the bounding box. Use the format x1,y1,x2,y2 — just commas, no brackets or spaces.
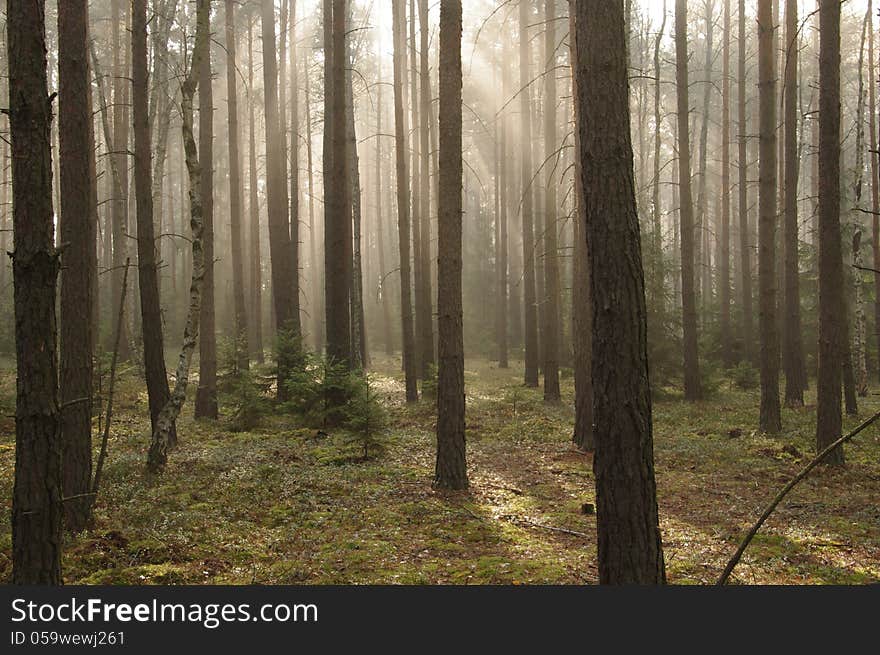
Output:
816,0,845,465
720,0,732,367
226,0,249,371
262,0,297,398
133,0,176,454
852,8,870,398
757,0,781,433
375,52,394,357
782,0,806,406
651,1,667,319
435,0,467,491
195,1,218,419
324,0,353,370
9,0,63,584
675,0,702,400
576,0,666,585
738,0,753,363
147,0,210,473
418,0,436,377
520,0,540,388
58,0,97,532
391,0,419,401
289,0,303,345
870,0,880,385
570,1,594,452
346,0,367,369
247,11,264,364
541,0,561,402
695,0,715,315
304,44,322,354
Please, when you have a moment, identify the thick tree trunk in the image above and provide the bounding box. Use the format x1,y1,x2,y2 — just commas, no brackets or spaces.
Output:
576,0,666,585
675,0,702,400
392,0,419,401
542,0,560,402
816,0,845,465
58,0,97,532
226,0,250,371
757,0,781,433
435,0,467,491
195,2,218,419
9,0,63,584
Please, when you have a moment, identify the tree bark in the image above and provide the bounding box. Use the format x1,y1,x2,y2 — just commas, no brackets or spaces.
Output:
435,0,467,491
720,0,732,367
58,0,97,532
816,0,845,465
9,0,63,583
738,0,753,363
576,0,666,585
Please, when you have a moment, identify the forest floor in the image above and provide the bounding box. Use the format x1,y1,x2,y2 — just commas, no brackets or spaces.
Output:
1,356,879,585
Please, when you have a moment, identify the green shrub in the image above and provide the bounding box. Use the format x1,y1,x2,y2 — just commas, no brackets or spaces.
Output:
729,361,759,390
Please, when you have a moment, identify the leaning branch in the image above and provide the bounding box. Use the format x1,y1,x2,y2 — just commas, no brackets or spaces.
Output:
716,409,880,585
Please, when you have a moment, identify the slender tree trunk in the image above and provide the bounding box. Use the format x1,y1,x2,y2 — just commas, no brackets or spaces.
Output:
738,0,753,363
375,50,394,357
852,8,870,398
757,0,782,433
392,0,419,401
695,0,715,314
781,0,805,405
58,0,97,532
520,0,539,388
226,0,249,371
675,0,702,400
418,0,435,377
576,0,666,585
816,0,845,465
133,0,176,449
435,0,467,491
870,0,880,385
110,0,132,361
247,11,264,364
304,46,321,354
9,0,63,584
346,1,367,369
570,1,593,451
289,0,303,343
194,0,218,419
262,0,297,397
324,0,353,370
147,0,210,473
541,0,561,402
651,1,667,318
720,0,732,367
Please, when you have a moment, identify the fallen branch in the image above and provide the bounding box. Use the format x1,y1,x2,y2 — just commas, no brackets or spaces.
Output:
504,515,592,539
716,409,880,585
91,258,130,501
